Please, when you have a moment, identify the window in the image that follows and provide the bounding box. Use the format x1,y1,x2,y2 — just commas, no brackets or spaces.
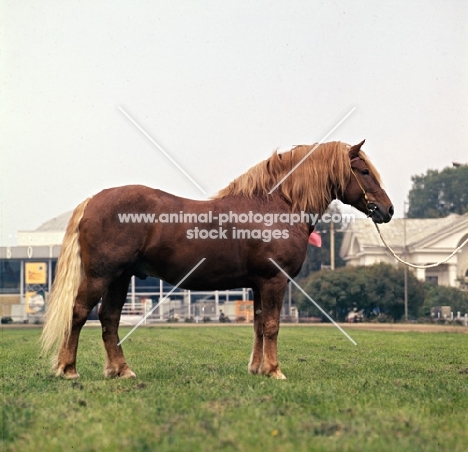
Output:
0,260,21,293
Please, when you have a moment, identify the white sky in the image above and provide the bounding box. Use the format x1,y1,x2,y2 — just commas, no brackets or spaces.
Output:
1,1,467,246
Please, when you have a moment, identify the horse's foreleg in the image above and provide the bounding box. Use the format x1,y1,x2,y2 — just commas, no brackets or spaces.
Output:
258,281,287,380
99,274,136,378
56,276,105,379
248,289,263,374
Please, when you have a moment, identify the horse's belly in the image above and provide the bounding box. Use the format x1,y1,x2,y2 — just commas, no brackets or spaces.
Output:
140,256,250,291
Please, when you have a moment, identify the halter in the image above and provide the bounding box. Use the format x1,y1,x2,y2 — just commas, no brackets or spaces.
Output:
349,160,377,218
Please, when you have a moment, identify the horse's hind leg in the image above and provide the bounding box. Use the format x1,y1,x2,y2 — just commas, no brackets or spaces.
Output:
56,276,106,379
99,274,136,378
248,289,264,374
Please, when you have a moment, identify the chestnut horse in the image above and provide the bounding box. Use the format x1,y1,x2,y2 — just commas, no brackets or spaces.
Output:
41,140,393,379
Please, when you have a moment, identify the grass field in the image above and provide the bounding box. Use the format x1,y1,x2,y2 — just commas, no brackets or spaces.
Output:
1,325,468,452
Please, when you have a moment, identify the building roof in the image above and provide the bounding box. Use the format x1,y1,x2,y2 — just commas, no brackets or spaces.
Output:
35,211,72,232
343,214,464,249
15,211,72,247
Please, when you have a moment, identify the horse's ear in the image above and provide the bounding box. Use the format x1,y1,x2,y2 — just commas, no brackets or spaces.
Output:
348,139,366,159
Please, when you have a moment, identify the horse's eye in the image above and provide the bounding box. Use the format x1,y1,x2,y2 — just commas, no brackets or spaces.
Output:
361,169,369,175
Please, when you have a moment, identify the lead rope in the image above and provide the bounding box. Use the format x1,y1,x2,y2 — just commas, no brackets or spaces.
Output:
350,165,468,269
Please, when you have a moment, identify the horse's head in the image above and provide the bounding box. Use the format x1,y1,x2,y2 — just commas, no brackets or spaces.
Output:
341,140,394,223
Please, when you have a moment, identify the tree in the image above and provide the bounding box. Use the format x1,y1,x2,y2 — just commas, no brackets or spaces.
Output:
407,165,468,218
420,285,468,317
294,263,425,321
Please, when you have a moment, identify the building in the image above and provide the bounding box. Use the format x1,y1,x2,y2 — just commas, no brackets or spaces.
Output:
1,212,252,321
340,214,468,288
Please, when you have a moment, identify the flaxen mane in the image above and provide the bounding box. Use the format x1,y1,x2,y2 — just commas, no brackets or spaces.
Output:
215,141,381,214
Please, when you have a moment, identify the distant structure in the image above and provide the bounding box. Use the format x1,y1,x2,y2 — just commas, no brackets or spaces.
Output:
17,211,72,246
340,214,468,288
1,214,70,320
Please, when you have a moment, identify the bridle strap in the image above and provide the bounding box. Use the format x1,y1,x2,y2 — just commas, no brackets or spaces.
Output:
349,165,376,217
350,167,368,201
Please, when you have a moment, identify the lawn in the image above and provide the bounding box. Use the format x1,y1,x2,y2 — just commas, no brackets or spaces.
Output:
1,325,468,452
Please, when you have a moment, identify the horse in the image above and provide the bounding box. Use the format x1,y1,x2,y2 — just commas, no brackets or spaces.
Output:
41,140,393,380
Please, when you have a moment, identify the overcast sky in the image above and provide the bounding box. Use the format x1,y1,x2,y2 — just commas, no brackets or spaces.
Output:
1,1,467,246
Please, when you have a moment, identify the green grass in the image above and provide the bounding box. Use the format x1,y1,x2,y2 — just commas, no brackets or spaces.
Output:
1,325,468,452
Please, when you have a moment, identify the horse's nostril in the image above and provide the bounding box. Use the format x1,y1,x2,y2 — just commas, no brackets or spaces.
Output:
388,205,394,217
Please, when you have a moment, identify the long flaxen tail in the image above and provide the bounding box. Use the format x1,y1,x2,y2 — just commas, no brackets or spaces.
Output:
41,197,91,364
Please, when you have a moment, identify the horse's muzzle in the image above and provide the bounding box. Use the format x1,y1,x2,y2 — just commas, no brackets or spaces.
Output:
368,203,394,223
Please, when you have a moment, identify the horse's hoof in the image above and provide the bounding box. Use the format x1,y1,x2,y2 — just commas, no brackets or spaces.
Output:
104,366,136,379
271,371,287,380
119,368,136,379
248,363,262,375
55,365,80,379
260,366,287,380
63,371,81,379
